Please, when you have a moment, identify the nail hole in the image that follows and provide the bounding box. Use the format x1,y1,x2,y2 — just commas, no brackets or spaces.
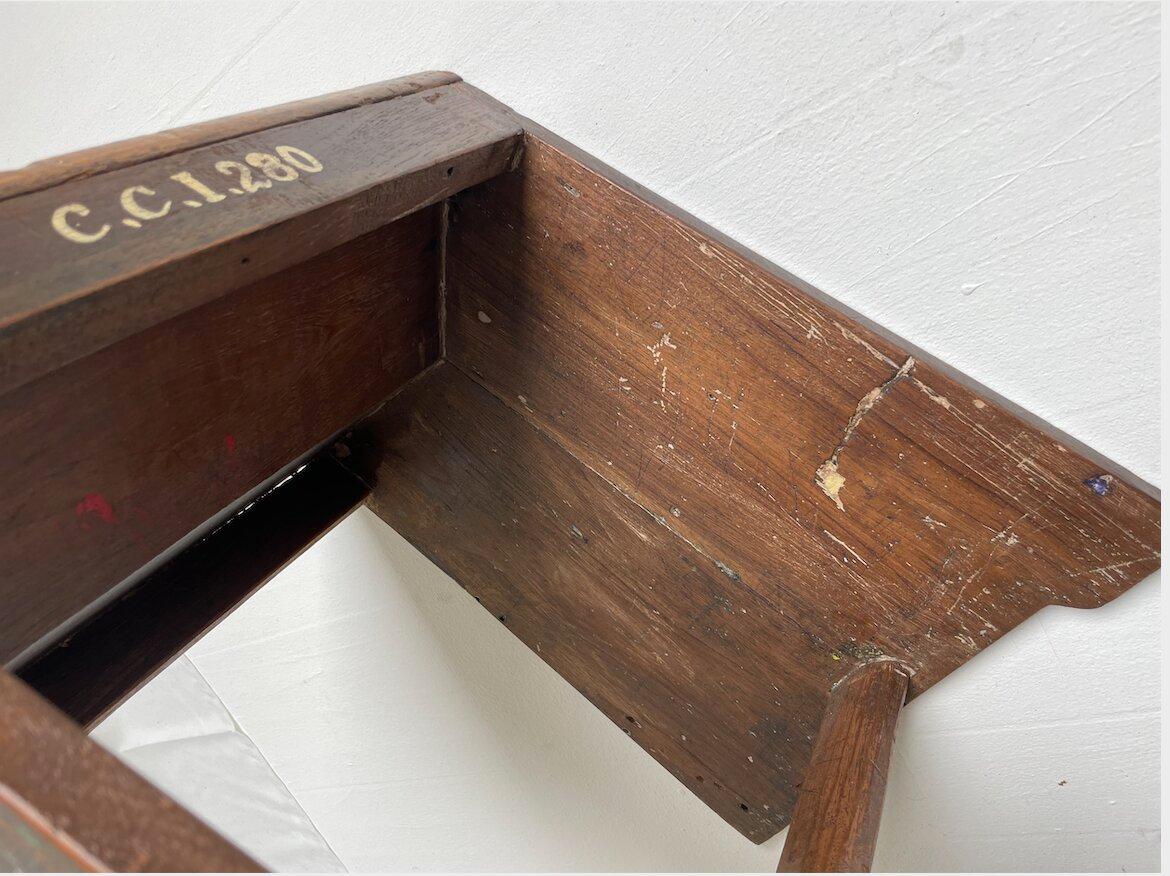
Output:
625,715,636,723
740,803,750,812
497,614,508,623
240,256,250,265
695,775,704,783
446,166,454,177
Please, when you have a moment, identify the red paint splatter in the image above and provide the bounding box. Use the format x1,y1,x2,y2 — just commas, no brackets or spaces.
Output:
75,493,116,524
225,434,237,455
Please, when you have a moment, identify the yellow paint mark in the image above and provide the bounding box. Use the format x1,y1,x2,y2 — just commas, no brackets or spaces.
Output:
816,460,846,511
51,203,109,244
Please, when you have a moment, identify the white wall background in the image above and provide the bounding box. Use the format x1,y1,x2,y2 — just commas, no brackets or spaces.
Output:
2,2,1160,871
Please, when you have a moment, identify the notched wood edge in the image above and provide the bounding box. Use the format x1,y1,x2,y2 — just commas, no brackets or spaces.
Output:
0,71,461,200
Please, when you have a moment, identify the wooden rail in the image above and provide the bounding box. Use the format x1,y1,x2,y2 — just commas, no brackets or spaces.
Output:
0,73,519,395
12,453,368,729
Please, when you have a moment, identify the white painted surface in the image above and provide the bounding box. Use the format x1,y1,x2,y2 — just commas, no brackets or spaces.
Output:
2,2,1159,871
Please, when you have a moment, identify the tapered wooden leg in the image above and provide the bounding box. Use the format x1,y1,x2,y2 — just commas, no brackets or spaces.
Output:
777,660,909,873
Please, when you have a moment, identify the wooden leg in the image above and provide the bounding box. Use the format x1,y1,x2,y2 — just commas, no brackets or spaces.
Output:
777,660,909,873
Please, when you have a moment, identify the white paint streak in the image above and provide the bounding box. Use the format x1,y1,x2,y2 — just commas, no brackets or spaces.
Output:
823,529,869,566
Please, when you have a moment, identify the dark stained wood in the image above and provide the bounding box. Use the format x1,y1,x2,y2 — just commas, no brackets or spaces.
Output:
0,75,1158,858
391,118,1157,840
444,130,1161,694
346,363,831,840
0,211,439,664
776,660,908,872
0,670,263,872
13,453,369,730
0,71,460,200
0,81,520,395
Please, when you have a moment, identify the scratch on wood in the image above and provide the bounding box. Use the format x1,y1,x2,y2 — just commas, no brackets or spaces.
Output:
645,333,678,411
834,321,896,368
912,377,952,410
815,356,915,511
1078,554,1160,580
823,529,869,566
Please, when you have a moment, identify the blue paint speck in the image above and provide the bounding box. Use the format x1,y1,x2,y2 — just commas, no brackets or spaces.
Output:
1084,474,1115,496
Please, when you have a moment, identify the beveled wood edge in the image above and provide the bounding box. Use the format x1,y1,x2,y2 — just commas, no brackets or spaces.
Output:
456,81,1160,502
0,71,460,200
1,782,106,871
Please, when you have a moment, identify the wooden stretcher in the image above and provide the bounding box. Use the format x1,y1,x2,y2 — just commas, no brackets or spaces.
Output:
0,72,1159,872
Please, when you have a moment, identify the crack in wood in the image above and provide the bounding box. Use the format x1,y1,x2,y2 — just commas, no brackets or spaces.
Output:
815,356,916,511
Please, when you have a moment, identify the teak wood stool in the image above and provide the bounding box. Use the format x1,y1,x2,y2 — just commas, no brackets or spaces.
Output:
0,72,1159,873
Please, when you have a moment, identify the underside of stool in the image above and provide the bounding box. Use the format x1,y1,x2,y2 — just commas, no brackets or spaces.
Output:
0,72,1159,872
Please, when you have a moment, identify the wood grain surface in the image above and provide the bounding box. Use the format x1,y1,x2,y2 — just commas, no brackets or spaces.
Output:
355,121,1159,841
0,211,438,664
347,364,830,839
0,70,459,200
15,454,369,730
445,132,1160,694
0,75,1159,854
0,81,519,395
776,661,908,872
0,670,262,872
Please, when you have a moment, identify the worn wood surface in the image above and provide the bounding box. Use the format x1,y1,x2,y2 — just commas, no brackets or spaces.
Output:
0,80,519,395
0,75,1159,854
0,211,438,665
0,70,459,200
347,364,829,839
14,454,369,730
0,670,263,872
356,120,1160,841
776,661,907,872
445,131,1160,691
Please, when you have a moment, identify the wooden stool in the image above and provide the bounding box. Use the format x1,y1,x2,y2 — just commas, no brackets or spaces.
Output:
0,72,1158,872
